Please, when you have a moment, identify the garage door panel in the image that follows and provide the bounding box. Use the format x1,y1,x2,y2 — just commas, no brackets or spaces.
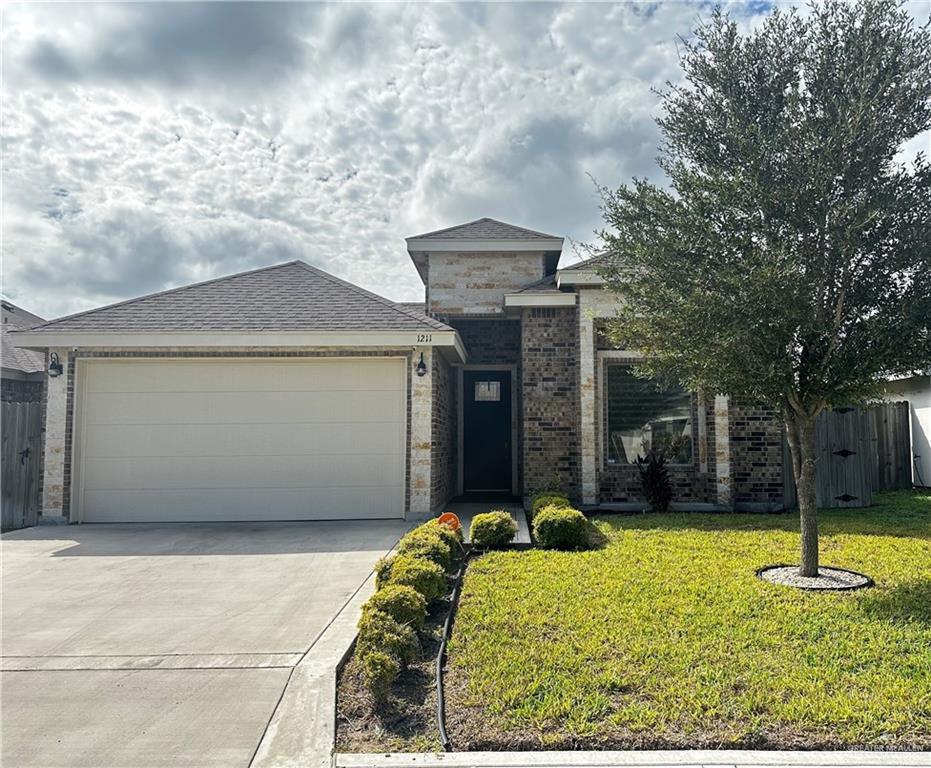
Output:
82,486,404,523
84,389,404,426
82,454,404,491
83,422,403,459
85,360,406,394
77,359,407,522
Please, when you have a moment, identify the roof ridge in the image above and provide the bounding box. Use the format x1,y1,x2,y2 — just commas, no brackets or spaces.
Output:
407,217,560,241
33,261,306,331
291,262,452,331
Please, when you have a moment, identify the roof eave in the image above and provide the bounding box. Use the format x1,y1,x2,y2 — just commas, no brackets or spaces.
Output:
556,269,604,288
406,237,564,253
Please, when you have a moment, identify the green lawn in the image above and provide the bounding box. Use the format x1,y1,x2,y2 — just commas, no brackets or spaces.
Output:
446,491,931,750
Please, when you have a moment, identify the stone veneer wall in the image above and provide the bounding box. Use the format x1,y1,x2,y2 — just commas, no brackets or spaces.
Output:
430,353,457,510
730,401,786,508
50,348,415,521
427,252,545,315
521,306,581,502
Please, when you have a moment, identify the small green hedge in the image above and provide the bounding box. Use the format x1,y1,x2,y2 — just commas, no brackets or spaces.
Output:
396,526,453,570
362,650,399,702
530,492,572,516
356,607,419,667
533,504,589,550
424,518,463,549
470,510,518,549
364,584,427,629
375,553,447,601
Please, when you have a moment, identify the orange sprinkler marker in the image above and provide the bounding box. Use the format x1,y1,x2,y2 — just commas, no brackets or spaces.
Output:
437,512,461,532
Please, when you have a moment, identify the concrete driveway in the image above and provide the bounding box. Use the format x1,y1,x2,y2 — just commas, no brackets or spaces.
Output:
1,520,407,768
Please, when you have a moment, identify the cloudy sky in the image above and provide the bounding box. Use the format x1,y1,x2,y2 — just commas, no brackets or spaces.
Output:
3,1,929,320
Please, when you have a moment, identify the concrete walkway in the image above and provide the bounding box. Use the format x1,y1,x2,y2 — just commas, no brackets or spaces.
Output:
1,520,407,768
336,751,930,767
442,502,531,544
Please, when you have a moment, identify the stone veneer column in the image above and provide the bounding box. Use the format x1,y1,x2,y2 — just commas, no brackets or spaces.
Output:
578,295,599,505
409,346,433,515
42,347,69,521
714,394,733,508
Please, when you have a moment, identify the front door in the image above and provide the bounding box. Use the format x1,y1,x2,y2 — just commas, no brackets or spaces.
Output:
463,370,512,493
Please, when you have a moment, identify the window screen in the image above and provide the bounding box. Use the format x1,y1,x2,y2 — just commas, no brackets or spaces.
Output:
605,365,692,464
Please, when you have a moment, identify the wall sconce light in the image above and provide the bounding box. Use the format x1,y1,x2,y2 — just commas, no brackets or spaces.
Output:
415,352,427,377
48,352,63,378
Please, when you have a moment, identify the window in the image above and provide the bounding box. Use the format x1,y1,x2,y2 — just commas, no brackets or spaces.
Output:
474,381,501,402
605,364,692,465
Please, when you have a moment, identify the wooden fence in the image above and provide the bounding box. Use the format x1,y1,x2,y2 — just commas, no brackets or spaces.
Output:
2,401,42,531
783,401,912,509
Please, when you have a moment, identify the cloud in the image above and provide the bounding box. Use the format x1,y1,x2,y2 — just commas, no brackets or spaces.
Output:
4,1,925,321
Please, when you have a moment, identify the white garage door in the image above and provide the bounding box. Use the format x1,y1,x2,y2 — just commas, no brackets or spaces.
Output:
74,358,407,522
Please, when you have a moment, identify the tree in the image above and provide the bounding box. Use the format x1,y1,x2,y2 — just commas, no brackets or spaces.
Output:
596,0,931,577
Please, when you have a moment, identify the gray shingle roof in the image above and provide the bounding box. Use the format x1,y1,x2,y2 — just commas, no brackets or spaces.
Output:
23,261,451,334
560,255,603,271
2,302,45,373
408,217,561,241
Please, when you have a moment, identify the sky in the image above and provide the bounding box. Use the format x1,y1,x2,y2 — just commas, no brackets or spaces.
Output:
2,1,929,321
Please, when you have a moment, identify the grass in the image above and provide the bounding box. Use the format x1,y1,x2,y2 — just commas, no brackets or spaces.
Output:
445,490,931,750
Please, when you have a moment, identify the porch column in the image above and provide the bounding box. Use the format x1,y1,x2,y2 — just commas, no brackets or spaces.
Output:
579,301,598,505
714,394,733,508
409,346,433,516
42,347,69,522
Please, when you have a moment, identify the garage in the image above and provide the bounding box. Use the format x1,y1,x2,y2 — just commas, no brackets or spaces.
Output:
73,358,407,522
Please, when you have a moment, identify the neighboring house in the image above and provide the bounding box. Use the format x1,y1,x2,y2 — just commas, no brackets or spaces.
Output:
884,373,931,488
2,301,45,402
12,218,787,524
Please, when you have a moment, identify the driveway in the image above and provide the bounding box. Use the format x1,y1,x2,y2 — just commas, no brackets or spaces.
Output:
1,520,407,768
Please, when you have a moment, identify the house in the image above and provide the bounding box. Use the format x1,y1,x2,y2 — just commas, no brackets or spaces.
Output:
11,218,787,524
2,301,46,403
884,372,931,488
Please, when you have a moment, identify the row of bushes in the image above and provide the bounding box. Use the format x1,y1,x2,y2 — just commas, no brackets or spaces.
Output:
356,519,462,699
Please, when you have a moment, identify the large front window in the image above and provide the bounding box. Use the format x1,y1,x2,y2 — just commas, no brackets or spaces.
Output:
605,364,693,465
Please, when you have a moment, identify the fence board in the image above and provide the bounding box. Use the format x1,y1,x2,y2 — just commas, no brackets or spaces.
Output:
1,401,42,530
783,402,910,510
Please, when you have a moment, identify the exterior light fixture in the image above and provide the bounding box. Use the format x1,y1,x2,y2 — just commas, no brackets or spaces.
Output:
48,352,64,377
416,352,427,377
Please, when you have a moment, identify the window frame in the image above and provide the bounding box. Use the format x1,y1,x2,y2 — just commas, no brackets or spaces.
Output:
597,352,695,469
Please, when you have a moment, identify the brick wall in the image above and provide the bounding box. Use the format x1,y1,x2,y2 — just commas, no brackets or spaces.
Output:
446,318,520,365
521,307,581,502
730,401,786,507
431,353,457,510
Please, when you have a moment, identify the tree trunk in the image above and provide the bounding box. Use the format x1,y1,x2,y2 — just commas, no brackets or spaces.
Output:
784,410,819,577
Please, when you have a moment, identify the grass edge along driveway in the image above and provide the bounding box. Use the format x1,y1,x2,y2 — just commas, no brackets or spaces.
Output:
446,491,931,751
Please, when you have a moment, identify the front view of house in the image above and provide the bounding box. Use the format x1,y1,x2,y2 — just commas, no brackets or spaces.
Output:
13,218,786,524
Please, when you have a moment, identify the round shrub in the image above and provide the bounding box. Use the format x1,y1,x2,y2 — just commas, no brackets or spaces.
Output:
356,608,419,666
362,650,399,701
378,554,447,601
424,518,464,549
397,526,453,570
469,510,518,549
531,493,571,516
533,504,589,550
364,584,427,629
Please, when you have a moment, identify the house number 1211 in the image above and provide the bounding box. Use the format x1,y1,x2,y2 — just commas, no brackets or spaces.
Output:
416,334,432,343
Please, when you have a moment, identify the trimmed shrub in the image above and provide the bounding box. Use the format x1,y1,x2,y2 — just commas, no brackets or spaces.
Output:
356,607,419,666
363,584,427,629
424,518,464,549
377,554,447,601
533,505,589,550
362,650,399,701
470,510,518,549
397,526,453,570
530,492,572,516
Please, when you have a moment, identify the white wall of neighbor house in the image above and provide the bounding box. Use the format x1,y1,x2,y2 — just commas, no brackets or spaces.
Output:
884,375,931,487
41,347,68,520
427,252,545,315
